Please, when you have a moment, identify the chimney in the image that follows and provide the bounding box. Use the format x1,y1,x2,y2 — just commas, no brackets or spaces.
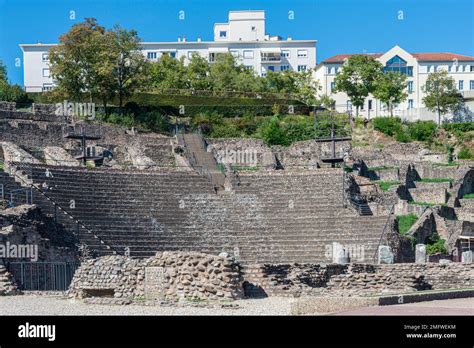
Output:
287,36,292,41
178,36,181,42
197,36,201,42
182,36,186,42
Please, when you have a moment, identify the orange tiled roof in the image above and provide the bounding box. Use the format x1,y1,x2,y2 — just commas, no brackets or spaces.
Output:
322,52,474,63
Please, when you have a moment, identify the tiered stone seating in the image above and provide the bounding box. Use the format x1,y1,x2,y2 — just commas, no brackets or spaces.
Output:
19,165,388,263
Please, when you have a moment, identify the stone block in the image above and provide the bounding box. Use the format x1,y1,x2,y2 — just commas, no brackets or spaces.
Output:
415,244,427,264
461,251,473,264
377,245,394,264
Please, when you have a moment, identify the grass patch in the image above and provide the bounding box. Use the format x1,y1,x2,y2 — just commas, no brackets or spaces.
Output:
462,193,474,199
367,165,398,171
375,180,400,191
415,178,453,183
408,201,447,207
351,140,369,147
432,162,459,167
232,165,259,171
397,214,419,234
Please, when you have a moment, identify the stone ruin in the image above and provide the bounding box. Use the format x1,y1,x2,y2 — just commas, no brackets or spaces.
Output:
68,252,244,302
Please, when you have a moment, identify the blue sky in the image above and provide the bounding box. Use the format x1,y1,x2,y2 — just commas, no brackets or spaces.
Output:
0,0,473,86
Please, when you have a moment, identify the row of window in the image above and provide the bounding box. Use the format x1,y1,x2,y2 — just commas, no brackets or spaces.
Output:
330,80,474,93
458,80,474,90
347,99,415,111
145,49,308,60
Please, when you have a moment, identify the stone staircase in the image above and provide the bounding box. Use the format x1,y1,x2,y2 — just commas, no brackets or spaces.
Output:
0,263,19,295
180,133,225,191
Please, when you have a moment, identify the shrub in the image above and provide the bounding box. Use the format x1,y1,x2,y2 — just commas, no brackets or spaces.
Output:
395,130,411,143
373,117,403,137
458,147,473,160
257,116,289,146
407,121,437,142
425,233,448,255
442,122,474,137
210,123,242,138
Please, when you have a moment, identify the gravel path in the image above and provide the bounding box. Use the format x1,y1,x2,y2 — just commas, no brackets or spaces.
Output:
0,295,294,316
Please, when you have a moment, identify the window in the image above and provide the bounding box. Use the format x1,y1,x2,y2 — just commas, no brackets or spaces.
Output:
459,80,464,91
407,81,413,93
281,50,290,58
42,53,49,62
297,50,308,58
251,26,256,32
42,68,50,77
408,99,414,109
219,31,227,38
243,50,254,59
347,100,352,111
384,55,413,76
187,51,197,59
368,100,373,110
147,52,157,59
245,66,254,71
230,50,239,58
458,65,464,72
280,65,290,71
42,83,53,91
470,80,474,90
268,66,275,72
471,65,474,72
297,65,307,72
330,82,336,92
170,52,176,58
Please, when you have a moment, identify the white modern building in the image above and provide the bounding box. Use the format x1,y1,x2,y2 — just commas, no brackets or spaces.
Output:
20,10,317,92
314,45,474,121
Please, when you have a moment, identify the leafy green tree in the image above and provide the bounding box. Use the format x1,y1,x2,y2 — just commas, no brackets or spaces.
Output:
372,72,408,117
0,60,28,103
423,70,463,125
266,69,319,105
317,94,336,109
0,60,7,81
149,54,187,89
185,53,211,90
334,55,383,116
110,25,147,112
49,18,107,102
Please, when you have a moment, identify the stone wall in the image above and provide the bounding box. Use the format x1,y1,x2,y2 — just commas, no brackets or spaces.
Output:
68,252,244,301
242,262,474,297
0,102,16,112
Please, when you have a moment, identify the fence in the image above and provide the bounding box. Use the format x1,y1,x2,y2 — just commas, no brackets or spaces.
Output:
6,262,80,291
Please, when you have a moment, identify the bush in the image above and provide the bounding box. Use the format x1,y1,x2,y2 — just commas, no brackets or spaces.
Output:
442,122,474,137
373,117,403,137
458,147,473,160
425,233,448,255
397,214,418,234
407,121,437,142
395,130,411,143
257,116,289,146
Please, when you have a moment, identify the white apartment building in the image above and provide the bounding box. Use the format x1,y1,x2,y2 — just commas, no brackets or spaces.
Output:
20,10,317,92
314,45,474,121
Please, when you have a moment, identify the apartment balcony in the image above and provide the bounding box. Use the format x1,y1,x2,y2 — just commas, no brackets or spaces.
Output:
260,53,282,63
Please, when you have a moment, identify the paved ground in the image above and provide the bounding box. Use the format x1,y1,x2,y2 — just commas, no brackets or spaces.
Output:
0,295,294,315
334,297,474,316
0,295,472,315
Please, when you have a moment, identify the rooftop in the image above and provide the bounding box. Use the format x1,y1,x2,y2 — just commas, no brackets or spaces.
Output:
322,52,474,63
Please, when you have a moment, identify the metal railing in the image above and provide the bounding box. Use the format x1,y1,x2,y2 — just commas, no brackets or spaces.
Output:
2,158,119,255
373,203,396,263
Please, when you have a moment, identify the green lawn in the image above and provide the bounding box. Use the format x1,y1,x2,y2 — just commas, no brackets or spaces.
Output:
367,165,399,171
463,193,474,199
416,178,453,183
432,162,459,168
408,201,447,207
375,180,400,191
397,214,419,234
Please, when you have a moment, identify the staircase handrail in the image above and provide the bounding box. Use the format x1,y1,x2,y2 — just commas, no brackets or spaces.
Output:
1,158,118,255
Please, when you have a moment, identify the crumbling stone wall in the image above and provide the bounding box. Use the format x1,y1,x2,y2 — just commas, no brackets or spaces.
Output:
68,252,244,301
0,263,19,295
243,262,473,297
0,205,79,262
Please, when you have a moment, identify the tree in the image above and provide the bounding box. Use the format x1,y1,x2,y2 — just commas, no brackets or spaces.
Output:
265,69,319,105
149,54,187,89
49,18,107,102
372,72,408,117
185,53,211,90
334,55,383,116
317,94,336,110
0,59,28,103
110,25,147,112
423,70,463,125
